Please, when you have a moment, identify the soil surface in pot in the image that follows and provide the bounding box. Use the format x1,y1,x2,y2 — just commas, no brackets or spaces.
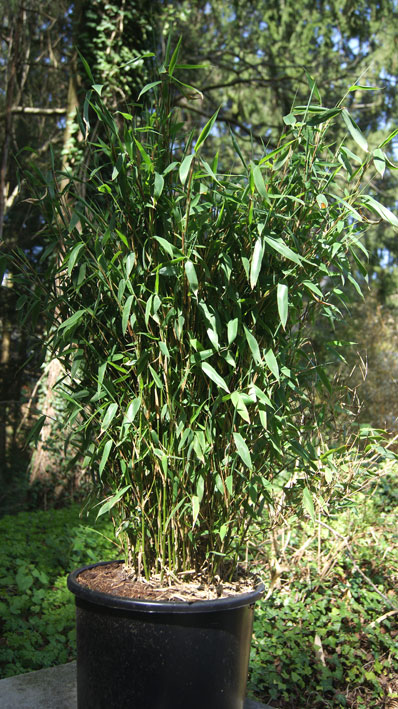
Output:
77,562,257,602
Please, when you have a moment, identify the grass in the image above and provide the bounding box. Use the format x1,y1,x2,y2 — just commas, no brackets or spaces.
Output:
1,467,398,707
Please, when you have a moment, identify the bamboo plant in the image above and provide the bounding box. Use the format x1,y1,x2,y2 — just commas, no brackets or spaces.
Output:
14,49,398,583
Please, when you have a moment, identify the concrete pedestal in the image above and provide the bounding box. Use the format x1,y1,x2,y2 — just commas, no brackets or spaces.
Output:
0,662,272,708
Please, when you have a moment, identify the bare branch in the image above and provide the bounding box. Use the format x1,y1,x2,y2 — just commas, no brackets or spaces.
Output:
0,106,66,118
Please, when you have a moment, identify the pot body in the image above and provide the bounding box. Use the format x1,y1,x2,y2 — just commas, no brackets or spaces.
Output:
67,560,263,709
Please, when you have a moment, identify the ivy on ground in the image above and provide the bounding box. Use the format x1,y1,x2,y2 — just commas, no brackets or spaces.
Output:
0,506,115,678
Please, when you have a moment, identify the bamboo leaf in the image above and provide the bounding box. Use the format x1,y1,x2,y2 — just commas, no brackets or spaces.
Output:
194,108,220,153
137,81,162,99
250,237,264,289
263,235,302,265
168,36,182,77
122,294,134,334
373,148,386,177
243,326,262,365
201,362,229,392
154,172,164,199
265,349,279,380
192,494,200,527
123,398,141,425
252,164,268,199
98,438,113,476
307,107,342,125
231,391,251,423
185,260,199,295
233,432,252,469
227,318,239,345
67,243,84,276
58,309,88,332
342,109,368,152
179,153,195,185
277,283,288,329
101,403,118,432
97,485,131,518
360,195,398,227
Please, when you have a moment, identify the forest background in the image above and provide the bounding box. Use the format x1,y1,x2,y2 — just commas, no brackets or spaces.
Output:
1,3,398,707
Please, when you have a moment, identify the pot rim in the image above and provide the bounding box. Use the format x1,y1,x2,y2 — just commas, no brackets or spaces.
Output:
67,560,264,614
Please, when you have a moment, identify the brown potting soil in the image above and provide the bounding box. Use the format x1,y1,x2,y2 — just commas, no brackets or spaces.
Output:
77,561,258,602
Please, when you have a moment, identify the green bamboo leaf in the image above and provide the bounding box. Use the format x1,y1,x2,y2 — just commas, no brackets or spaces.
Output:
133,138,153,170
231,391,250,423
196,476,205,502
233,432,252,469
168,36,182,77
185,260,199,295
123,398,141,424
252,164,268,199
227,318,239,345
194,108,220,153
192,494,200,527
250,237,264,289
307,107,342,125
201,362,230,392
316,194,328,210
379,126,398,149
302,280,323,298
58,309,88,332
97,485,131,518
360,195,398,227
154,172,164,199
98,438,113,477
137,81,162,99
373,148,386,177
207,328,219,350
153,235,180,258
265,349,279,380
243,325,262,364
277,283,288,329
149,365,164,389
122,294,134,334
179,153,195,185
342,109,368,152
67,243,84,276
303,487,315,522
259,139,296,166
263,235,301,265
348,84,380,91
101,403,118,432
125,252,135,277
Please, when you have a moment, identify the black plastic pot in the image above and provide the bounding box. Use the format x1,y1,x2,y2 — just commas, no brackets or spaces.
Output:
67,560,264,709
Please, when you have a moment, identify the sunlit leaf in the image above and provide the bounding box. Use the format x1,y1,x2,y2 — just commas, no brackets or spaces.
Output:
264,349,279,380
201,362,229,392
179,153,195,185
342,109,368,152
277,283,288,329
250,237,264,289
233,432,252,469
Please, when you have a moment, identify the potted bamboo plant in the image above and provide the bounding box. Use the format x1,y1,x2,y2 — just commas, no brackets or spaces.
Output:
14,46,398,709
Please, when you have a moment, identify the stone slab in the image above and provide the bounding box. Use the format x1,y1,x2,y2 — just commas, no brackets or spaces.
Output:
0,662,273,708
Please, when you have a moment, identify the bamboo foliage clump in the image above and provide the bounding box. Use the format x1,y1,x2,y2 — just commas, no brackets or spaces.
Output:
15,50,398,581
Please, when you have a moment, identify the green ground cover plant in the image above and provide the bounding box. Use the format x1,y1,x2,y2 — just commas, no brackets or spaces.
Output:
248,463,398,708
0,506,114,678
